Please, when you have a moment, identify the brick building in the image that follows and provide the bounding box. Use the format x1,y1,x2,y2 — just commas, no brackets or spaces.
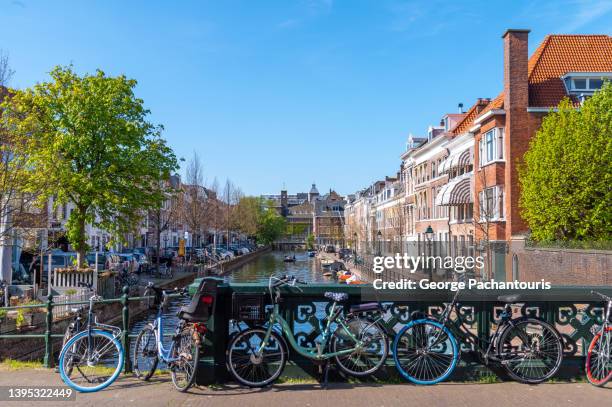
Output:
346,29,612,281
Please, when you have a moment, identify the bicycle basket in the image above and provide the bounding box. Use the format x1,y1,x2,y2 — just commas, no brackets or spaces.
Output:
232,293,267,323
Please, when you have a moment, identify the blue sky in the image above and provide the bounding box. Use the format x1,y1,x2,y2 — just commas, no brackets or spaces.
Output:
2,0,611,196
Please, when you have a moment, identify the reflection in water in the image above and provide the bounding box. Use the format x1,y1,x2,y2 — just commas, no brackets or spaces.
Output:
227,251,328,283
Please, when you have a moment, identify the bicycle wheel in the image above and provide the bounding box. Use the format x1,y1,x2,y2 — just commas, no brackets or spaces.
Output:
226,328,287,387
170,324,200,392
331,315,389,377
497,318,563,384
58,329,124,393
133,324,159,381
585,327,612,386
393,319,459,385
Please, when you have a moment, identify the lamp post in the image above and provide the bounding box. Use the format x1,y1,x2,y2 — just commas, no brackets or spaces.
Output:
376,230,382,256
425,225,434,280
353,232,358,259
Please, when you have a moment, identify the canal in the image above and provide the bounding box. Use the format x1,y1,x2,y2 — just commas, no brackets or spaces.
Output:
226,250,328,283
129,251,329,365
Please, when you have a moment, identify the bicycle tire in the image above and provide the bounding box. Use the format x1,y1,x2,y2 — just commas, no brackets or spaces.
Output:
170,324,200,392
392,319,459,385
497,318,563,384
585,326,612,386
133,324,159,381
226,328,287,387
58,329,124,393
332,316,389,377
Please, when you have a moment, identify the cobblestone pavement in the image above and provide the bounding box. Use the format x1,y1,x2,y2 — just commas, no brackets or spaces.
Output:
0,368,609,407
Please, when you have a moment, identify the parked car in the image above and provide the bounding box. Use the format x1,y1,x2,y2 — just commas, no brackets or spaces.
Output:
325,245,336,253
86,252,110,269
337,248,352,260
208,246,234,260
131,253,149,273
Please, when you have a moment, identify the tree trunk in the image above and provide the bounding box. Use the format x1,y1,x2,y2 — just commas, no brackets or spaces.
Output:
156,227,161,273
74,207,88,269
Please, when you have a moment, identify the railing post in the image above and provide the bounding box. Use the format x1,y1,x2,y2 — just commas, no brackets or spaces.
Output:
121,285,131,373
43,293,54,368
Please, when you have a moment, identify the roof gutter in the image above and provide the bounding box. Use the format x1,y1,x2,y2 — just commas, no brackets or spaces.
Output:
473,109,505,125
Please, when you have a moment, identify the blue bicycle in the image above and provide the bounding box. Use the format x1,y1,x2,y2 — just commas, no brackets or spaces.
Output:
58,284,124,393
133,282,207,392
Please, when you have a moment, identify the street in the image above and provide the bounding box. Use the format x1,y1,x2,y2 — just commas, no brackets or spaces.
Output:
0,367,609,407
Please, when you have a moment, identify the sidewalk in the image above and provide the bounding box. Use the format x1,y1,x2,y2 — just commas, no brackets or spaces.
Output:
0,367,608,407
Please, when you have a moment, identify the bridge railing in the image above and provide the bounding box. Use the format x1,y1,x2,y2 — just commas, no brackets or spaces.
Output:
193,278,612,384
0,286,166,372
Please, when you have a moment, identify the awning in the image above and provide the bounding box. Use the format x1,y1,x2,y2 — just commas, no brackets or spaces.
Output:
439,147,472,174
435,172,473,206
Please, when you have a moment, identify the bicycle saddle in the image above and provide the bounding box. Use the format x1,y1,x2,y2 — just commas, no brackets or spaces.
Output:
349,302,381,313
324,292,349,302
497,294,522,303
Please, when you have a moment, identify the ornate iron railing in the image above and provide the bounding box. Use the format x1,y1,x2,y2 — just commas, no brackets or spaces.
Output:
193,278,612,384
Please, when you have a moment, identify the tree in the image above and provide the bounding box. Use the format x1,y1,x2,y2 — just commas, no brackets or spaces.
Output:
519,83,612,242
182,152,209,251
305,233,315,250
3,66,179,267
233,196,261,237
149,178,180,272
256,201,286,245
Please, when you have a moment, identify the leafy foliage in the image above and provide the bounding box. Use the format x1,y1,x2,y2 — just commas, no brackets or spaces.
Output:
519,83,612,242
255,200,286,245
2,66,179,265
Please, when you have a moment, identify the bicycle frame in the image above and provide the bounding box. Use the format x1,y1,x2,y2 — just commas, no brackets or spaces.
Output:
437,288,535,364
149,302,181,364
256,302,366,361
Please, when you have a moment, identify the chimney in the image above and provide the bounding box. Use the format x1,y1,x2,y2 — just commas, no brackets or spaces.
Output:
502,29,530,240
503,29,530,111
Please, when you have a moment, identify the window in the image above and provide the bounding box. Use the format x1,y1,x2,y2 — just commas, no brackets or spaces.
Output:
572,77,604,91
479,128,504,166
572,78,587,90
478,186,504,221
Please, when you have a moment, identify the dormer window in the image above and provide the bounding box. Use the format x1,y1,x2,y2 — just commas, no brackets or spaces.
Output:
562,73,611,95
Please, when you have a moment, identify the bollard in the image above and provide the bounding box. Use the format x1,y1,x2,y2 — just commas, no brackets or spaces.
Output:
43,293,54,368
121,285,131,373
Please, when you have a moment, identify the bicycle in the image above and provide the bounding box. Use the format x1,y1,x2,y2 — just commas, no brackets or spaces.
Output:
392,285,564,385
58,284,124,392
585,290,612,386
226,274,389,387
133,282,206,392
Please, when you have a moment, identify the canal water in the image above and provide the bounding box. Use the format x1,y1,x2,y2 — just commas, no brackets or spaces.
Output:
129,251,328,366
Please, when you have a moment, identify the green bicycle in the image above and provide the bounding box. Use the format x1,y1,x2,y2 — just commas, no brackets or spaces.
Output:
226,274,389,387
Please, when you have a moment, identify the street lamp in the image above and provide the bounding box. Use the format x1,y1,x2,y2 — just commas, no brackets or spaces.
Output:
425,225,434,280
353,232,358,258
377,230,382,256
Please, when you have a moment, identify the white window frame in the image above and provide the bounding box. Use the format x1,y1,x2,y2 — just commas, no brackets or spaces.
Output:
478,185,504,222
479,128,504,166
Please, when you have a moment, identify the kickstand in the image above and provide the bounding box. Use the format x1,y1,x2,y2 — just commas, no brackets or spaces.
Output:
322,359,331,389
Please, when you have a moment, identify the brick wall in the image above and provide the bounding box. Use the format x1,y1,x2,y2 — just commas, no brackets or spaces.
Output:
507,239,612,286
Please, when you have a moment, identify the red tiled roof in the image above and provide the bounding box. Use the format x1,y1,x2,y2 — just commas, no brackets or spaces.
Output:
452,98,492,135
528,35,612,107
476,34,612,118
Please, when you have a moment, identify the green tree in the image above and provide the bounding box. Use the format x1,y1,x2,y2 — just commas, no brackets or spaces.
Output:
519,82,612,242
256,201,286,245
233,196,261,237
305,233,315,250
2,66,179,266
